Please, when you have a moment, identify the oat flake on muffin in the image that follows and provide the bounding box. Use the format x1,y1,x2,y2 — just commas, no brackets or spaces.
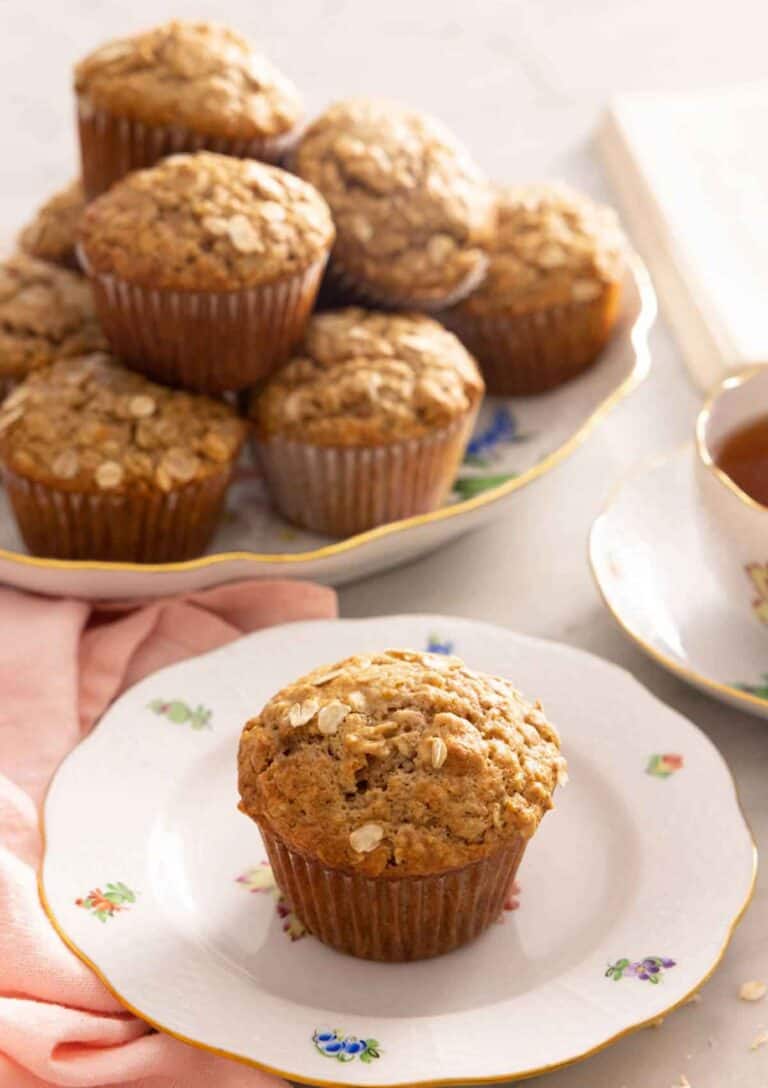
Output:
0,254,105,389
0,352,245,492
78,152,334,292
293,98,495,308
454,182,625,317
17,180,85,272
238,649,565,877
253,307,484,445
75,20,302,140
0,353,246,562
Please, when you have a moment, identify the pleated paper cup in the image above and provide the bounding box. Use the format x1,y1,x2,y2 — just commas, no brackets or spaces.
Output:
1,463,235,562
77,96,300,199
80,252,327,395
254,406,478,537
442,282,622,396
261,822,527,962
323,250,490,313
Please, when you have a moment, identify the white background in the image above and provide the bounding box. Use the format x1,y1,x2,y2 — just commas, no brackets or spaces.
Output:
1,1,767,1085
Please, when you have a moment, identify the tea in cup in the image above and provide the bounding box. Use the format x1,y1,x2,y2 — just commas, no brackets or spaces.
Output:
695,366,768,624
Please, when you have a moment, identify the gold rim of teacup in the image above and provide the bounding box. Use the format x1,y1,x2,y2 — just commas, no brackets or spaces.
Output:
696,363,768,513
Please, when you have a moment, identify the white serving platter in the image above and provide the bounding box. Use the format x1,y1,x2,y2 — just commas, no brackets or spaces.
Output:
2,256,654,599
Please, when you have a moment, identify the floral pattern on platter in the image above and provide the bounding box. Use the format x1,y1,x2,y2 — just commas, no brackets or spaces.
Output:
605,956,677,983
236,863,306,941
313,1029,381,1063
75,882,136,922
426,634,454,655
646,753,684,778
452,405,530,500
735,673,768,701
746,564,768,625
148,699,212,730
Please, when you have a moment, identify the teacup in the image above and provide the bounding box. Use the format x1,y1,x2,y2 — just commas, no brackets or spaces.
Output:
695,366,768,626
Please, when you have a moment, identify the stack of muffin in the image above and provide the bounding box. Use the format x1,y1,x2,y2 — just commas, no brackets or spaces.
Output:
0,20,626,563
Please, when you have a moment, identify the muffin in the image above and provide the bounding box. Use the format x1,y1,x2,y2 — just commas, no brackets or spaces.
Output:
0,353,246,562
293,99,495,310
18,180,85,272
75,20,304,198
251,308,484,536
0,254,106,398
238,649,566,961
78,152,334,393
442,183,625,395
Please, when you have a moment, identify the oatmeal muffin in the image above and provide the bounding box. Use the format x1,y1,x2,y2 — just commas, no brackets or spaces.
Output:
75,20,304,198
238,649,566,961
18,180,85,272
0,353,246,562
0,254,106,397
78,152,334,393
251,308,484,536
442,183,625,395
293,99,495,309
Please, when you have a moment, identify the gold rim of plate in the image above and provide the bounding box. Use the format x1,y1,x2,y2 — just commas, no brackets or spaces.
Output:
4,253,655,576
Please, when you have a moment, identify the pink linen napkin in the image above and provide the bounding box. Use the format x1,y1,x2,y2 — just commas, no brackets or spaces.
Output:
0,580,337,1088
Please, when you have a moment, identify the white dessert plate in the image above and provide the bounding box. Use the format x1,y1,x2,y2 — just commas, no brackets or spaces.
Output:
590,444,768,720
40,614,755,1086
1,256,654,600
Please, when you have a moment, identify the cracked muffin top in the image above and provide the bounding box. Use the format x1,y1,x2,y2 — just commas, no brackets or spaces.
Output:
75,20,303,143
0,254,106,382
78,152,334,291
0,352,246,493
18,180,85,272
252,308,483,445
293,99,495,306
451,183,625,317
238,650,566,877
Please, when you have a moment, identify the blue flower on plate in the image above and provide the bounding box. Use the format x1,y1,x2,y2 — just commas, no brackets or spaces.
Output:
313,1029,381,1063
464,406,528,466
426,634,454,655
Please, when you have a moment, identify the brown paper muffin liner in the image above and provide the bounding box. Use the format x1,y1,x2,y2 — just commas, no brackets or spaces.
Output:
261,823,528,961
254,406,478,537
77,96,300,199
323,250,490,313
81,255,327,395
1,462,235,562
442,282,622,396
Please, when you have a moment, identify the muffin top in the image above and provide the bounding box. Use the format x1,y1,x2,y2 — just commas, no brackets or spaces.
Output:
253,308,484,445
78,152,335,291
294,99,495,305
0,353,246,493
75,20,302,143
238,650,566,877
18,180,85,272
452,183,626,317
0,255,106,381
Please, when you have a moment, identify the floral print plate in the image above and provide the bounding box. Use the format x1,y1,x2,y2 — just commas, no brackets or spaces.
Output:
590,445,768,720
40,615,755,1086
0,257,654,600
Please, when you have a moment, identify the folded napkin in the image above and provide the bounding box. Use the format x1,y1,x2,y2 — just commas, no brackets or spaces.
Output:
0,580,337,1088
599,83,768,390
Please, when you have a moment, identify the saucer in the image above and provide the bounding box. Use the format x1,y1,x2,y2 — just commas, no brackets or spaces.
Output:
40,614,755,1086
590,444,768,719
